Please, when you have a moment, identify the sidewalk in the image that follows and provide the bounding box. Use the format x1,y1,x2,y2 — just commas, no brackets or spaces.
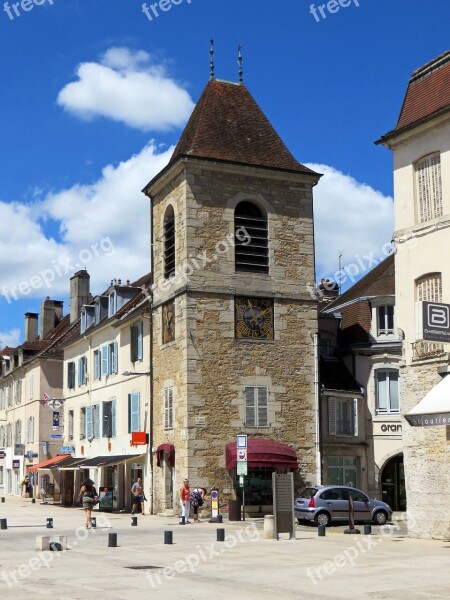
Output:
1,496,449,600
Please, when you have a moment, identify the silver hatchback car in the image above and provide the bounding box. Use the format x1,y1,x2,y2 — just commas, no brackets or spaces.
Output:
295,485,393,526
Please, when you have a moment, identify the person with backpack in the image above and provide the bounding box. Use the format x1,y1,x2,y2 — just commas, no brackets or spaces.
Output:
77,478,98,529
190,487,207,522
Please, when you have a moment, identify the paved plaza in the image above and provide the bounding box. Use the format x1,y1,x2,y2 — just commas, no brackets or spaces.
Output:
1,497,450,599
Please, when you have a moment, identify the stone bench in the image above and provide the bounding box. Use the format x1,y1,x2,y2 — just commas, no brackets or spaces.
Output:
36,535,67,551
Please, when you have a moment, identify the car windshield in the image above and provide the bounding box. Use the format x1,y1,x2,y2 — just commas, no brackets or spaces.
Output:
297,487,318,499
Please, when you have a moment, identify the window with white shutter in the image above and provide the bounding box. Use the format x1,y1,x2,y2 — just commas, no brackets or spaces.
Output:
68,362,76,390
244,386,268,427
86,406,93,440
328,396,358,436
101,345,108,377
94,350,100,380
80,407,86,439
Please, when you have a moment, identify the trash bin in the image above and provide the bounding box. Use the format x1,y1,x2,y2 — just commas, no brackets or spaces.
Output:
228,500,241,521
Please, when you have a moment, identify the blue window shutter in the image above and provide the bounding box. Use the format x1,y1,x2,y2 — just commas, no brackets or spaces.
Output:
101,345,108,376
137,322,143,360
78,358,82,386
130,392,140,432
86,406,93,440
113,341,118,374
94,351,99,380
95,405,100,439
112,399,116,437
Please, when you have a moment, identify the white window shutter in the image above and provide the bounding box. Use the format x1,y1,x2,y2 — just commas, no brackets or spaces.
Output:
131,392,140,432
101,345,108,376
328,397,336,435
111,400,116,437
245,387,256,427
257,387,268,426
353,398,358,436
86,406,93,439
113,341,118,374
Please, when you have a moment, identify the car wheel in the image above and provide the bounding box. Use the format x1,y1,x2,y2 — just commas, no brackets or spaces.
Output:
373,510,388,525
314,512,330,527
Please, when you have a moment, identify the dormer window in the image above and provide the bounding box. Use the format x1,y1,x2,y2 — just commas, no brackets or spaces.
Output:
108,290,117,317
377,305,394,335
80,306,95,334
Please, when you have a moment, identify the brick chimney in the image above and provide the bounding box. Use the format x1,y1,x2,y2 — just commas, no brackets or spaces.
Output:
24,312,39,342
70,270,91,323
40,298,64,339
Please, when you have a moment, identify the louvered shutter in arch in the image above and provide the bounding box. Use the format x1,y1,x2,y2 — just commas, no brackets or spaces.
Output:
328,397,336,435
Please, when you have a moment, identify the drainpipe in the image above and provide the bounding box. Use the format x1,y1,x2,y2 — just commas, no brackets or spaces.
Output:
149,197,155,515
313,332,322,485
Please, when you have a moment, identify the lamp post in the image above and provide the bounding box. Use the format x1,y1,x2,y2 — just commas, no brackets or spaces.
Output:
122,370,153,514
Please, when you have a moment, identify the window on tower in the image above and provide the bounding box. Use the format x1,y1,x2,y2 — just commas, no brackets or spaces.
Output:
163,205,176,279
234,201,268,274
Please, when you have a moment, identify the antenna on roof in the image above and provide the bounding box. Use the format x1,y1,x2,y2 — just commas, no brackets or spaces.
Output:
209,38,215,80
238,44,243,83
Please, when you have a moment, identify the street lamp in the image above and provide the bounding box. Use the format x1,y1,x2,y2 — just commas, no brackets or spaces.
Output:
122,369,153,514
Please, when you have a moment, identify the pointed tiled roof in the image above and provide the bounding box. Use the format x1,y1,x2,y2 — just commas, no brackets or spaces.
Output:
168,79,318,176
377,50,450,143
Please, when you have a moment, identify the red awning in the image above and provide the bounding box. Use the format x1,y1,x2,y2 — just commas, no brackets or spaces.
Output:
156,444,175,468
28,454,71,473
225,439,298,471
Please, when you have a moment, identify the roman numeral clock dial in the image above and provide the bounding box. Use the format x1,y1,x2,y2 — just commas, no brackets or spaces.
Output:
235,297,274,340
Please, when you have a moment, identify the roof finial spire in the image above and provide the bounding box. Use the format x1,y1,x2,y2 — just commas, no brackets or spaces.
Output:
238,44,243,84
209,38,215,81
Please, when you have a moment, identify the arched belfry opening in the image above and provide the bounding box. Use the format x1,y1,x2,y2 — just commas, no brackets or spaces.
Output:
235,201,268,274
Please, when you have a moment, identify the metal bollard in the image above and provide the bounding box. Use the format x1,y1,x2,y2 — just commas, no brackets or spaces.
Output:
164,531,173,545
364,523,372,535
216,514,223,524
32,498,36,504
46,518,53,529
217,528,225,542
179,516,185,525
131,516,137,526
0,518,7,530
49,542,63,552
318,525,326,537
108,533,118,547
1,497,5,503
91,517,97,528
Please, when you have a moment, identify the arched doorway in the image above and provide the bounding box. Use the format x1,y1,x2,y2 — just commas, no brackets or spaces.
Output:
381,454,406,511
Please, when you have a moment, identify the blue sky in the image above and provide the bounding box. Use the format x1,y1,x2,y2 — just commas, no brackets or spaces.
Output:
1,0,449,347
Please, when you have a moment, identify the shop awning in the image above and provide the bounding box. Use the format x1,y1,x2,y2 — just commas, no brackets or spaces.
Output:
405,374,450,427
225,439,298,471
28,454,71,473
156,444,175,468
57,457,88,471
75,454,145,468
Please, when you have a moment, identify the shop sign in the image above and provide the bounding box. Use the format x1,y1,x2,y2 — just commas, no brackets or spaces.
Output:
416,301,450,342
61,446,75,454
51,434,63,440
237,461,247,476
0,450,6,459
53,411,60,431
12,459,20,469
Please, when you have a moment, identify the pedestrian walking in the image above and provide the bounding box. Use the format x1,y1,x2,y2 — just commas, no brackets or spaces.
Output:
191,487,206,522
131,477,145,515
180,478,191,523
77,478,98,529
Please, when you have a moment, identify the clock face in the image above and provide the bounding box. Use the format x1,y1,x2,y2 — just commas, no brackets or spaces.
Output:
162,301,175,344
235,297,274,340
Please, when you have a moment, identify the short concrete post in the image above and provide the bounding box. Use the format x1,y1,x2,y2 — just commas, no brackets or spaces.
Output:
164,531,173,544
217,528,225,542
263,515,274,539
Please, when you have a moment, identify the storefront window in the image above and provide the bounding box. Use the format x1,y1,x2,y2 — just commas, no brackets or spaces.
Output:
234,467,279,505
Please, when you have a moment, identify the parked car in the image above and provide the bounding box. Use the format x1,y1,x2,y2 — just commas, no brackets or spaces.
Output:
295,485,393,526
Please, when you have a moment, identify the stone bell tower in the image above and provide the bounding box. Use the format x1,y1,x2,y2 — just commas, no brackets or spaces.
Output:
143,73,321,513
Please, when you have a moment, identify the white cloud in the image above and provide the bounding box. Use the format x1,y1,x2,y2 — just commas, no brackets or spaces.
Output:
0,329,21,350
0,143,172,303
57,47,195,131
307,163,394,290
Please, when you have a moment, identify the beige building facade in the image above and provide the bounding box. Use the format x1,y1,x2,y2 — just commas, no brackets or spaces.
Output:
378,50,450,538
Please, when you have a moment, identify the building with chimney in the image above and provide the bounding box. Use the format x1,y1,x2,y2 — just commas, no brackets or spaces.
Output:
143,75,321,514
377,50,450,538
0,298,75,499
